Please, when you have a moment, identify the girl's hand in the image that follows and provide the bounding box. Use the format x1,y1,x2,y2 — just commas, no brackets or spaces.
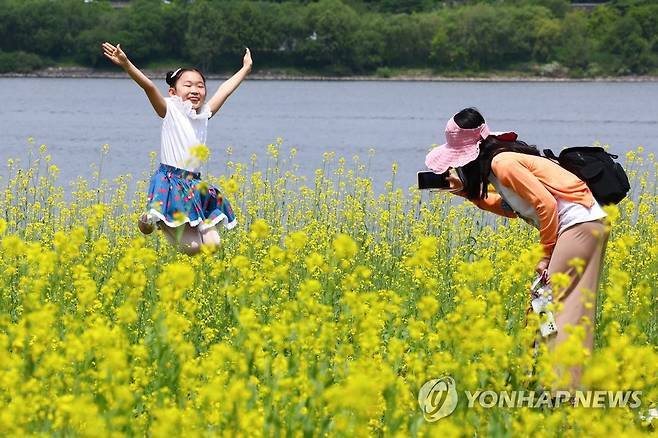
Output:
102,42,129,68
243,48,253,72
101,42,165,117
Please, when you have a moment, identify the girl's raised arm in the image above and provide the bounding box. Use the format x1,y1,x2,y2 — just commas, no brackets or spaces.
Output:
101,42,167,118
207,48,253,117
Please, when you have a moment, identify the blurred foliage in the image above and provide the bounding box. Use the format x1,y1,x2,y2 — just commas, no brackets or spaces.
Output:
0,0,655,76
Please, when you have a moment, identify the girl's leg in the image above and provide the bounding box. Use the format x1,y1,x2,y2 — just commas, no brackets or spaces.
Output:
200,225,221,251
546,220,609,390
157,222,203,256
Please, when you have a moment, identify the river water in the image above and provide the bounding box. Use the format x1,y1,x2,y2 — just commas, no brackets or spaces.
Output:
1,78,657,191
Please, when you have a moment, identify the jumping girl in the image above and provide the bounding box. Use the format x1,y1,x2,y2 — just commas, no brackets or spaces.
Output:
426,108,609,390
101,42,252,255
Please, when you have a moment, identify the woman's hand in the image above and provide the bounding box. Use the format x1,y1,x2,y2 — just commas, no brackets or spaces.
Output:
446,168,464,192
102,42,129,69
448,189,468,199
535,256,550,274
243,48,253,72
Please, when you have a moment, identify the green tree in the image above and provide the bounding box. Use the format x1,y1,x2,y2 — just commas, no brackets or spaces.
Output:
0,0,655,77
512,0,569,18
431,4,549,70
187,1,282,71
350,14,385,72
360,0,437,13
298,0,360,73
587,4,620,42
74,3,122,67
1,0,102,59
115,0,188,64
270,2,308,66
0,51,45,73
600,15,654,74
532,17,562,62
555,10,591,71
382,13,440,67
186,0,224,71
627,4,658,43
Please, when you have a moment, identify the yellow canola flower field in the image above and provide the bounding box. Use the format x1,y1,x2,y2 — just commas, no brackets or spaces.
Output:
0,142,657,437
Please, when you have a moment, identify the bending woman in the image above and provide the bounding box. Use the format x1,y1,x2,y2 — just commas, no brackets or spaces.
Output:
426,107,609,389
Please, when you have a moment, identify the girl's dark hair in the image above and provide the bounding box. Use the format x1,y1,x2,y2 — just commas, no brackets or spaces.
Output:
165,68,206,87
454,107,541,200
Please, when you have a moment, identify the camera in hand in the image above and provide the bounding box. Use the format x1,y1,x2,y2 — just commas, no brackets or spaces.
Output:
417,170,451,190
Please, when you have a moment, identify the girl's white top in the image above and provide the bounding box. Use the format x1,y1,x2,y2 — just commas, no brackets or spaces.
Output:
489,175,607,235
160,95,212,172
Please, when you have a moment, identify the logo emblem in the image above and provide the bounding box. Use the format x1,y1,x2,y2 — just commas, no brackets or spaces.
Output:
418,376,458,422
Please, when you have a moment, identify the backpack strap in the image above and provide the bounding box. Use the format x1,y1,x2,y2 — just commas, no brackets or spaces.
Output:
541,148,561,165
542,149,558,160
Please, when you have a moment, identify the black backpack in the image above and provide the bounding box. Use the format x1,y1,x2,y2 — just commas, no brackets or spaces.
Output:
542,147,630,205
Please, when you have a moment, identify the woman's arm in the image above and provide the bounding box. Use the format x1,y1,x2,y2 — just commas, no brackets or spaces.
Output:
452,189,518,218
465,192,518,218
444,168,517,217
207,48,253,117
101,42,167,118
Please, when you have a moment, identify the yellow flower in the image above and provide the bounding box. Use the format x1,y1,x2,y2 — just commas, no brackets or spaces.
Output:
332,233,358,261
190,143,210,162
156,263,195,302
197,180,209,195
285,230,307,252
249,219,270,240
224,178,238,194
268,245,285,261
173,211,187,224
1,136,656,434
305,252,328,274
417,295,439,320
603,204,620,225
267,143,279,159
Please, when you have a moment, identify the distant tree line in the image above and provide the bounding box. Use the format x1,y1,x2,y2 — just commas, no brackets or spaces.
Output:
0,0,656,76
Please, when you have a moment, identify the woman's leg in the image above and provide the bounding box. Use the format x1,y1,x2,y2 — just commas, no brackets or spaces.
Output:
546,220,609,389
157,222,203,256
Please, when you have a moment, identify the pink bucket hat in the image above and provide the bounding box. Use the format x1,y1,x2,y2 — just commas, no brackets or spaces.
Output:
425,117,517,174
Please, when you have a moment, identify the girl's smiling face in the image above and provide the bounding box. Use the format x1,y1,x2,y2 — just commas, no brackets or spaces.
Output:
169,70,206,109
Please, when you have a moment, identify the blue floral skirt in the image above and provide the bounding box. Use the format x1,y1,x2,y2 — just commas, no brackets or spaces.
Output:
145,163,237,231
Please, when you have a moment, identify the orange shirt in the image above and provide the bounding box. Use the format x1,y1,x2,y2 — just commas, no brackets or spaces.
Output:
468,152,595,257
